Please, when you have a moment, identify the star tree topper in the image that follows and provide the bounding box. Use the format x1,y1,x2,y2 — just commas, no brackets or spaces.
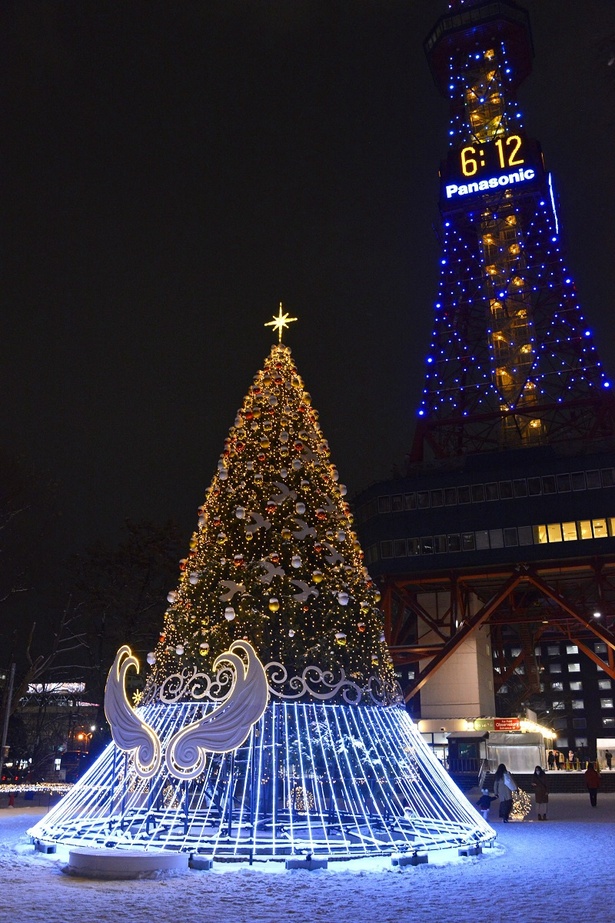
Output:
265,303,298,342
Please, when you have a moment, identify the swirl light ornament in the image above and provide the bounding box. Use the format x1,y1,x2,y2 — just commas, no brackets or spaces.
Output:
165,640,269,779
103,646,161,779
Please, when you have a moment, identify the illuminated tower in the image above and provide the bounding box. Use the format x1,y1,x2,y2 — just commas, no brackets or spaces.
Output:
355,0,615,763
413,0,613,462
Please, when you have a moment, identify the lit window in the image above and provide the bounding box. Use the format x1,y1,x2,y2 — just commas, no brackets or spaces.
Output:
547,523,563,543
579,521,593,540
595,642,607,654
566,645,578,655
562,521,577,541
534,524,548,544
601,698,614,709
551,682,563,692
550,663,562,674
592,519,608,538
598,679,611,690
568,663,581,673
552,701,565,710
603,718,615,728
569,682,583,692
572,700,584,710
510,648,522,658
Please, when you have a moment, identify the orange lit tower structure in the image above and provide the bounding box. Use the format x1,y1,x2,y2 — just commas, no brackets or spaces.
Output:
355,0,615,756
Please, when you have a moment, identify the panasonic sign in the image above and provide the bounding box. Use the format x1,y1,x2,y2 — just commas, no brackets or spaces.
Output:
445,168,536,200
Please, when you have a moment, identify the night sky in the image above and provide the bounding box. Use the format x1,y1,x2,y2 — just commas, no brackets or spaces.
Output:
3,0,615,558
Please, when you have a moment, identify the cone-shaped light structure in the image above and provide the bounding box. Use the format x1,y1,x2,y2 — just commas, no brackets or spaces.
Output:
30,331,494,861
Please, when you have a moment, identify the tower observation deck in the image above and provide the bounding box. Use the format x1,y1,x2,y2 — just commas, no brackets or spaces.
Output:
355,0,615,754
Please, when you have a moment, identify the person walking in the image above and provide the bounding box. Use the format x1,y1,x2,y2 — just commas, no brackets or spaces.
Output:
584,761,601,807
494,763,517,822
531,766,549,820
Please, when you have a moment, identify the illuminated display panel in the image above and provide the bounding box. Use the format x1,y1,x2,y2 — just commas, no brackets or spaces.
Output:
441,133,545,203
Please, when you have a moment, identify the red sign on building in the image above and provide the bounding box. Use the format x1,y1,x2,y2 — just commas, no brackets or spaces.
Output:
493,718,521,732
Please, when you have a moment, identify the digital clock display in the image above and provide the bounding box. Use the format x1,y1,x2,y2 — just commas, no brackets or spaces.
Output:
441,133,544,204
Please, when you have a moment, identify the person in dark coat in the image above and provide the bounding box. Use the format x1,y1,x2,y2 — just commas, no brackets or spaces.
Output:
531,766,549,820
547,750,555,771
584,762,601,806
605,749,612,770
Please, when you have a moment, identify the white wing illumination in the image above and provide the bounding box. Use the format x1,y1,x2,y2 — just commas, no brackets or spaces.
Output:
104,646,162,779
165,640,269,779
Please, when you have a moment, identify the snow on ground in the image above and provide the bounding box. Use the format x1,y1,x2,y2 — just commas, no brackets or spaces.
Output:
0,792,613,923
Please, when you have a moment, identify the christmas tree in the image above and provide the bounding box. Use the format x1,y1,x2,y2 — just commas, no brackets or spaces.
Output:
30,311,494,862
147,308,398,707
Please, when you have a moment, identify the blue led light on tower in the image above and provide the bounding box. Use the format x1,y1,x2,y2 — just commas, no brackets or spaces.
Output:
29,330,494,862
413,0,615,462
